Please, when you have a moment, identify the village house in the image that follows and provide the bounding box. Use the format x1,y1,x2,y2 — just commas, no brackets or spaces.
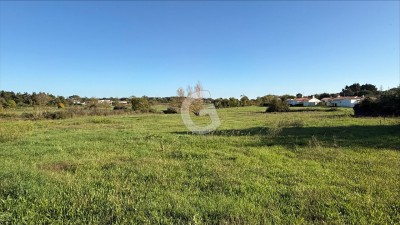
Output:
303,96,321,106
287,97,309,106
98,99,113,104
287,96,321,106
327,96,363,107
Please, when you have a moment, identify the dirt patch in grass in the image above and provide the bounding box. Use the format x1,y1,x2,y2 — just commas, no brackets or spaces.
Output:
38,161,78,173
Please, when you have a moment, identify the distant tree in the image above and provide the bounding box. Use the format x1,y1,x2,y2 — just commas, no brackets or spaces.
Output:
315,93,331,99
34,92,52,106
174,87,185,108
296,93,303,98
266,98,290,112
228,97,240,107
359,83,378,96
258,95,277,106
186,82,204,116
341,83,378,97
240,95,251,106
280,94,295,101
131,97,150,112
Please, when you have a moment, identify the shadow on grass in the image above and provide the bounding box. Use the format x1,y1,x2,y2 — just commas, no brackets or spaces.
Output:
174,125,400,150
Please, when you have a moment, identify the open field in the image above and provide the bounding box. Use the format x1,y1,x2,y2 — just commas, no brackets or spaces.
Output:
0,106,399,224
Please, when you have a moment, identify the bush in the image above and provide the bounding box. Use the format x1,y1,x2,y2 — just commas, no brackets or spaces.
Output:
57,103,65,109
114,105,128,110
5,100,17,109
43,111,74,120
354,90,400,117
163,107,179,114
131,98,150,112
266,98,290,112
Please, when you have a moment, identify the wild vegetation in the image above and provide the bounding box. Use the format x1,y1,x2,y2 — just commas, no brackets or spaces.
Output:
354,88,400,117
0,106,399,224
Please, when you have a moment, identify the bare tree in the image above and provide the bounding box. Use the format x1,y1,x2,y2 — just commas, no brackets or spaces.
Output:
188,82,204,116
177,87,185,107
35,92,52,106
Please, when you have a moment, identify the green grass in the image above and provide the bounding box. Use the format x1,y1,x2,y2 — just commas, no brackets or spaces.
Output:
0,106,399,224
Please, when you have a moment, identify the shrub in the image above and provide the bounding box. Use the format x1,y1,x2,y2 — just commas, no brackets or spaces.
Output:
149,108,159,114
114,105,128,110
354,90,400,117
163,107,179,114
5,100,17,109
266,98,290,112
57,103,65,109
43,111,74,120
131,98,150,112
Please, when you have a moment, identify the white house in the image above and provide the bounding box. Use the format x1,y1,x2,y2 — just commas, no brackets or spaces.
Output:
328,96,362,107
287,98,309,106
98,99,113,104
303,96,321,106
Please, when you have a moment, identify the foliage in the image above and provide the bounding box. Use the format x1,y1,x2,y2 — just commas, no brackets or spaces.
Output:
354,88,400,116
57,103,65,109
280,94,296,101
315,92,331,99
266,98,290,112
240,95,251,106
5,99,17,109
163,107,180,114
341,83,378,97
186,82,204,116
113,105,128,110
131,97,151,112
296,93,303,98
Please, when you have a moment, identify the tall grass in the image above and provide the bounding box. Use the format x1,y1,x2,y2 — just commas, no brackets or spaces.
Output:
0,121,34,142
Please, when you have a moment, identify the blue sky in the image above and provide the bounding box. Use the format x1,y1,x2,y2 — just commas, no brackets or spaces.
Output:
0,1,399,98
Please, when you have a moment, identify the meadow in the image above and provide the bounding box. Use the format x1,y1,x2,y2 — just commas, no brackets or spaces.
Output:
0,106,399,224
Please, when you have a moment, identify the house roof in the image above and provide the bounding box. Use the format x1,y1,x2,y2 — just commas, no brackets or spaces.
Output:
321,98,332,101
288,98,310,102
333,96,361,100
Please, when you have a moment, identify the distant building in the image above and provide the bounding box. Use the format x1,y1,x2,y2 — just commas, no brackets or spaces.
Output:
321,97,333,104
303,96,321,106
98,99,113,104
327,96,362,107
287,98,309,106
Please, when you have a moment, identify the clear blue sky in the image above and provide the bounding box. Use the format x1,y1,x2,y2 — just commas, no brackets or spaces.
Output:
0,1,399,98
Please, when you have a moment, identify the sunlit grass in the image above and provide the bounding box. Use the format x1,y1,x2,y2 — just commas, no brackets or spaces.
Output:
0,106,399,224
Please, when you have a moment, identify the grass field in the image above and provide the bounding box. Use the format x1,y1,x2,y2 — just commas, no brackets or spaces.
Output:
1,106,399,224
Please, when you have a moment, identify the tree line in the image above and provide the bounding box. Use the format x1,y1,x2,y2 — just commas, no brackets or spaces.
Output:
0,82,388,111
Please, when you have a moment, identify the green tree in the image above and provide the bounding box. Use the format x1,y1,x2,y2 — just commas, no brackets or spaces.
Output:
240,95,251,106
131,97,150,112
228,97,240,107
316,93,331,99
266,98,290,112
